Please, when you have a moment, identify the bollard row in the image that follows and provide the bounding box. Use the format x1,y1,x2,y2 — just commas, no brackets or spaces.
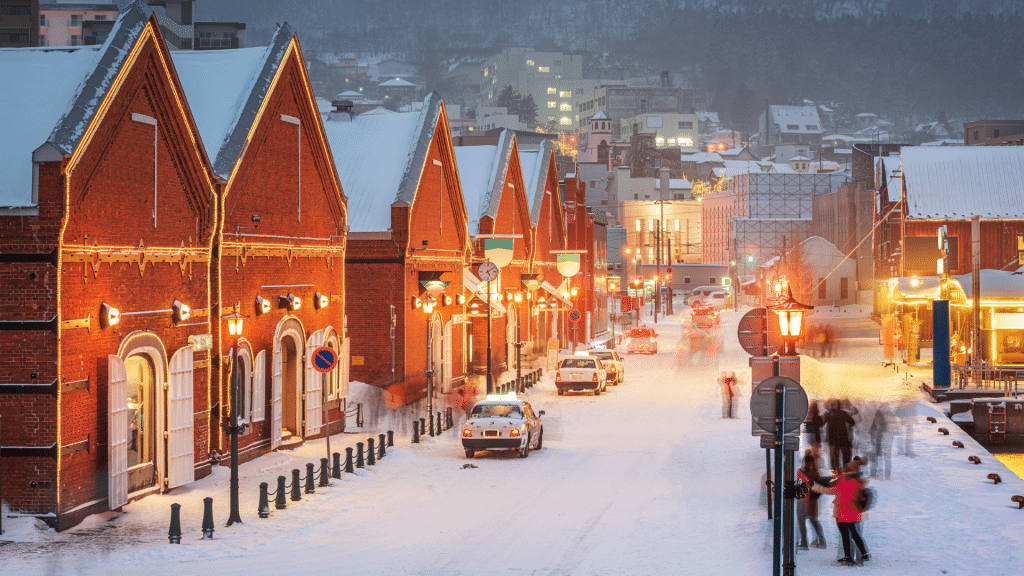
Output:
494,368,544,395
411,407,457,443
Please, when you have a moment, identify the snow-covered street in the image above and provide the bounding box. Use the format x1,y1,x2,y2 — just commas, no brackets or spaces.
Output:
4,308,1024,575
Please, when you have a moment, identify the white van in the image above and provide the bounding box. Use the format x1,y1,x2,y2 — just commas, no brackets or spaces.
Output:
687,286,721,306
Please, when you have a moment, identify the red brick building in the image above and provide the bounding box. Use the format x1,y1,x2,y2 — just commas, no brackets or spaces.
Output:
172,25,348,459
325,94,471,407
519,140,572,351
0,6,217,529
454,130,534,383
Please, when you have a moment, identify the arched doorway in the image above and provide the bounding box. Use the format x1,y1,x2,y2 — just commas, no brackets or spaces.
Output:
272,317,306,449
506,306,518,372
124,354,157,494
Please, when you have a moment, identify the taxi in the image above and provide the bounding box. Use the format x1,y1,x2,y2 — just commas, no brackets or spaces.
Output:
626,325,658,354
585,346,624,384
461,394,544,459
555,351,608,395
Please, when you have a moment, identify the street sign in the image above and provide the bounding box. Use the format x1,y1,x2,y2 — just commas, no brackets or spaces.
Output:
311,346,338,373
620,296,632,312
737,307,780,357
750,376,808,435
760,434,800,451
569,310,581,323
478,261,499,282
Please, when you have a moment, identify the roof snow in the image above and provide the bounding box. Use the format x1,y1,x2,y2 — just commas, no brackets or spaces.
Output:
900,146,1024,219
379,78,414,87
592,111,608,120
362,106,394,115
654,178,692,190
953,269,1024,299
336,90,366,100
0,47,101,206
768,105,822,134
454,145,501,235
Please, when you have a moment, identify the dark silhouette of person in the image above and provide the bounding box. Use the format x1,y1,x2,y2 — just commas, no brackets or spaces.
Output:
824,399,855,473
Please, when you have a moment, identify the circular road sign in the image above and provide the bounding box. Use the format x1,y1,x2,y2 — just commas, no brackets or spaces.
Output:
311,346,338,373
478,261,499,282
736,307,781,357
749,376,808,435
569,310,581,322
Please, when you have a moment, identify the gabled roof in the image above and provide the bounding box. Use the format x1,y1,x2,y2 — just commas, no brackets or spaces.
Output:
453,129,516,236
0,1,151,207
519,139,554,226
767,105,822,134
171,26,290,179
323,92,443,232
592,111,608,120
900,146,1024,220
379,78,415,87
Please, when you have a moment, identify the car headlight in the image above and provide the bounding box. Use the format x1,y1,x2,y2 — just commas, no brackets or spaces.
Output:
462,427,472,437
509,428,520,437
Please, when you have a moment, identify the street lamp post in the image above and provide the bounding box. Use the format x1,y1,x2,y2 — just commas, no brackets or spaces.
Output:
767,287,812,576
220,307,248,527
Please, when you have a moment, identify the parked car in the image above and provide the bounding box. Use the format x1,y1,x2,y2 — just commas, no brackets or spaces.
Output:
626,326,658,354
586,348,624,384
690,303,721,327
686,286,721,306
461,395,544,458
689,289,729,308
555,353,608,395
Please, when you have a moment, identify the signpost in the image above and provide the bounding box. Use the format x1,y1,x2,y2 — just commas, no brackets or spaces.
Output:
478,262,499,394
311,346,338,477
737,307,780,357
569,309,581,352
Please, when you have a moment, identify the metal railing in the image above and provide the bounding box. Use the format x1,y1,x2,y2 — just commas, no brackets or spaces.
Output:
952,365,1021,396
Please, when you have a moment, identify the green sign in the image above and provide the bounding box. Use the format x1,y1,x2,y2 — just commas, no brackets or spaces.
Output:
189,333,213,352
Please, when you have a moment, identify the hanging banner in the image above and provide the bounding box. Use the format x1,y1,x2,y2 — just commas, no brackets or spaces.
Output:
556,253,580,277
484,238,514,268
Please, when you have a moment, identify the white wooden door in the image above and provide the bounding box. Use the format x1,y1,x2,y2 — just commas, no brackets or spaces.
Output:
304,330,324,436
338,338,350,398
108,355,128,509
166,346,195,489
442,322,453,393
271,340,283,449
506,312,516,371
252,350,266,422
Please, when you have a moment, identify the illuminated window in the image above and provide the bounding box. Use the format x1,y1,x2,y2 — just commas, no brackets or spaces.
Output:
559,90,572,98
648,220,654,232
548,101,556,108
538,66,550,73
488,91,493,100
648,248,654,259
547,115,555,122
547,87,557,94
668,138,676,145
655,137,665,146
635,220,641,232
680,137,693,147
559,102,572,111
526,59,535,66
483,68,489,77
559,116,571,125
675,220,680,231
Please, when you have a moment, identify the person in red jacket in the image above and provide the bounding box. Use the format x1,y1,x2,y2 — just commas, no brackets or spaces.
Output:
812,460,870,565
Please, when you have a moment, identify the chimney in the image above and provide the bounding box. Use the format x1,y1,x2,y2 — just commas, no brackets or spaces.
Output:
328,99,354,122
660,71,670,88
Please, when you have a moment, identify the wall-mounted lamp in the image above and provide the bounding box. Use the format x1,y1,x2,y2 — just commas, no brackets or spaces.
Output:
441,294,453,307
315,291,329,310
420,294,437,314
255,295,272,315
457,294,465,305
570,287,579,297
279,293,301,311
172,300,191,323
100,303,120,329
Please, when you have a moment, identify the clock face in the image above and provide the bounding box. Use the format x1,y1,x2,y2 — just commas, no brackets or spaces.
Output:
478,261,499,282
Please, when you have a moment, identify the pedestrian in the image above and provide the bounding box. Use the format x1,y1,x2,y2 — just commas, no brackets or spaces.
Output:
812,460,870,566
804,401,824,450
720,371,738,418
869,404,893,479
824,400,855,473
796,451,828,550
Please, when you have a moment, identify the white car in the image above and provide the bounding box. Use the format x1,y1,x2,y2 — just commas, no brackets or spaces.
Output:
689,289,729,308
586,348,624,384
686,286,721,305
461,395,544,458
555,353,608,395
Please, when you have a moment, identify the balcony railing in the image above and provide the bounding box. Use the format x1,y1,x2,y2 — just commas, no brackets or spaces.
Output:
952,364,1021,396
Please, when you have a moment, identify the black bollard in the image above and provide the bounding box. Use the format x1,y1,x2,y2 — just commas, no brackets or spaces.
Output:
258,482,271,519
367,438,376,466
332,452,342,479
345,447,355,473
291,469,302,501
429,413,435,437
412,419,420,443
356,442,365,468
201,497,214,539
319,458,330,487
275,476,287,509
168,503,182,544
419,417,426,437
437,412,442,433
387,430,394,447
448,408,453,429
304,463,316,494
378,433,387,458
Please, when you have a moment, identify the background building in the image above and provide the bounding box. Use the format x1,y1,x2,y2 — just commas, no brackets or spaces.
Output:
1,0,38,47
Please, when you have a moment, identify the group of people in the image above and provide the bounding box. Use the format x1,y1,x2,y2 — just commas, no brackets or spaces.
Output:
801,321,844,357
795,398,901,566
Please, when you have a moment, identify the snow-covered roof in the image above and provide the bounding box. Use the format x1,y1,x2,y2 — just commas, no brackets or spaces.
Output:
954,269,1024,300
768,105,822,134
454,132,514,236
315,97,333,115
822,134,853,141
336,90,366,100
695,110,719,124
654,178,692,190
379,78,414,87
682,152,724,164
833,148,852,155
718,147,747,157
0,2,150,207
592,111,608,120
900,146,1024,219
713,160,775,179
323,93,442,232
171,42,278,179
790,155,811,161
361,106,394,115
856,112,877,118
519,139,554,226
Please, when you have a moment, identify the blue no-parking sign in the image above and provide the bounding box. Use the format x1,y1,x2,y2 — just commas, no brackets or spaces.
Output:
569,310,581,323
311,346,338,373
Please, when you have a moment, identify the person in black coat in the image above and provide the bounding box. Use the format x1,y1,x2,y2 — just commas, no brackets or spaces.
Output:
805,401,824,449
824,399,855,472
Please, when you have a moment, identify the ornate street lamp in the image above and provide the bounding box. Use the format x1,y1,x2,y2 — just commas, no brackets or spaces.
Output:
220,306,248,527
417,277,449,425
769,287,813,356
